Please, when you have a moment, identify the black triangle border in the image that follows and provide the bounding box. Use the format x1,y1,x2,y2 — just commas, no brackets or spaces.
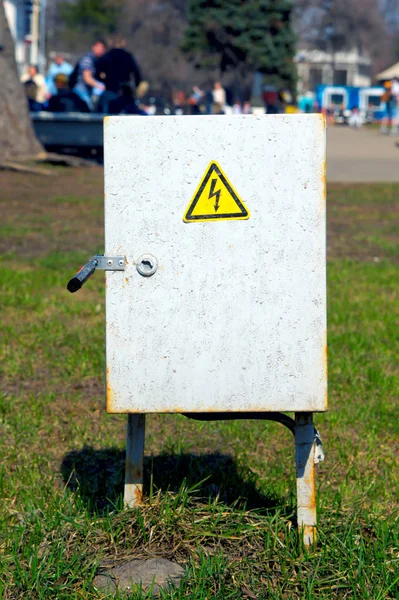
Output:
185,162,248,221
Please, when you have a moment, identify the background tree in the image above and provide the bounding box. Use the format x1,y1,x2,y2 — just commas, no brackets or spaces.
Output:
294,0,394,74
57,0,123,50
380,0,399,62
50,0,196,97
48,0,399,95
0,0,42,159
118,0,195,97
182,0,297,97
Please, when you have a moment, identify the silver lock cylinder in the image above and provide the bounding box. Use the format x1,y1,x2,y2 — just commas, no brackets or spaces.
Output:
136,254,158,277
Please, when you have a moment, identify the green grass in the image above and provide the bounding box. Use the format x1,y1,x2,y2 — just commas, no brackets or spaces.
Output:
0,174,398,598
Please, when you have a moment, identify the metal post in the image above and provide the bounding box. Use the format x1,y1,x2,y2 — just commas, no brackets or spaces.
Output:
38,0,47,75
295,412,317,548
30,0,40,66
124,414,145,507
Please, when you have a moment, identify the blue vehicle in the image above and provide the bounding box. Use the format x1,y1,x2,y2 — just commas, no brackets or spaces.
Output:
358,87,385,121
315,85,385,123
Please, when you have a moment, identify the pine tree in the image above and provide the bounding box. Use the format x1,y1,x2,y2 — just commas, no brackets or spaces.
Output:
182,0,297,92
59,0,123,37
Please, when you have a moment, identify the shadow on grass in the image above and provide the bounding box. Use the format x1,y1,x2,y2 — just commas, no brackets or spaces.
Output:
61,447,286,514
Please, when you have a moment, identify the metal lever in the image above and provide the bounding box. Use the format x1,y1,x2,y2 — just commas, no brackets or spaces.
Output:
67,257,98,293
67,255,125,293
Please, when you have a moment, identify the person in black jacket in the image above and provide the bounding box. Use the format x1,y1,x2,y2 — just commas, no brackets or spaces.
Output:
109,84,147,116
97,36,141,94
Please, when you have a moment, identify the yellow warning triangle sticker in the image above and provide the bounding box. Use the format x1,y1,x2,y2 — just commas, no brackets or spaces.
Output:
183,161,250,222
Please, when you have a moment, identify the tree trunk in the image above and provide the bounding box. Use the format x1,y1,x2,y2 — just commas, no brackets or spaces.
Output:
0,0,43,159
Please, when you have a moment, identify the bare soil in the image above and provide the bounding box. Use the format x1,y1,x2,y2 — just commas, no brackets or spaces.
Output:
0,168,397,262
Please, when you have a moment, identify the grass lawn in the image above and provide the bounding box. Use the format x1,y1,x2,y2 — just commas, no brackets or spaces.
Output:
0,169,398,599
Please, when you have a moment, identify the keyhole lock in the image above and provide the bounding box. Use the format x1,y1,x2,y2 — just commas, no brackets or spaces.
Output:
136,254,158,277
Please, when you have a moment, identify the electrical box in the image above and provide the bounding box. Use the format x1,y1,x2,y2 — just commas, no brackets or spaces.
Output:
104,114,327,414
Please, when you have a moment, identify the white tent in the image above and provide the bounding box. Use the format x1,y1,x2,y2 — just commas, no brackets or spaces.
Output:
377,62,399,81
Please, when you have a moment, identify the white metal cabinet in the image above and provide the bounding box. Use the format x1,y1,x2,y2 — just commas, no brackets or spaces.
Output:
104,114,327,414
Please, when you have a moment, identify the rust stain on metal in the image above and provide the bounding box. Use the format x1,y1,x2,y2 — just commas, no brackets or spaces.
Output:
105,366,115,413
134,468,142,480
295,413,317,547
109,404,321,414
134,486,143,504
319,113,326,135
301,524,317,547
303,456,316,508
125,461,142,482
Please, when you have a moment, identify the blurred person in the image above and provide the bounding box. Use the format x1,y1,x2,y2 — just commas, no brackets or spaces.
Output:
136,80,149,101
364,101,375,125
21,65,47,107
72,39,107,111
173,89,186,115
96,37,142,113
188,85,203,115
47,73,90,113
298,91,314,114
380,81,397,135
46,53,73,97
348,107,363,129
108,83,147,115
97,36,141,93
203,83,213,114
279,89,292,112
243,101,251,114
23,80,40,111
262,84,279,114
212,81,226,113
321,106,334,126
391,78,399,135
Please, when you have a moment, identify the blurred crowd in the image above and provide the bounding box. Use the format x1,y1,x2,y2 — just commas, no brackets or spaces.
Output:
21,37,146,116
175,83,294,116
21,35,399,135
20,35,295,118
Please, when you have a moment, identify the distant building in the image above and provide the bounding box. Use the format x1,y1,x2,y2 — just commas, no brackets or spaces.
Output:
376,62,399,82
4,0,47,74
296,48,372,92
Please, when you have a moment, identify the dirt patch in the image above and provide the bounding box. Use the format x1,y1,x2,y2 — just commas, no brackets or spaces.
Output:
0,167,104,258
0,372,103,401
1,170,397,262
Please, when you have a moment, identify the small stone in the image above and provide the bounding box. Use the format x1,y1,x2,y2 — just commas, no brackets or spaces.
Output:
93,558,185,597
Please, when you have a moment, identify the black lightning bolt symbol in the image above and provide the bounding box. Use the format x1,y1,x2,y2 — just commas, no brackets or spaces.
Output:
209,178,221,212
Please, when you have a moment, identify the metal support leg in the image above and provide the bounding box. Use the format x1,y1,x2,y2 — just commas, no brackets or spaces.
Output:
124,414,145,507
295,412,317,548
